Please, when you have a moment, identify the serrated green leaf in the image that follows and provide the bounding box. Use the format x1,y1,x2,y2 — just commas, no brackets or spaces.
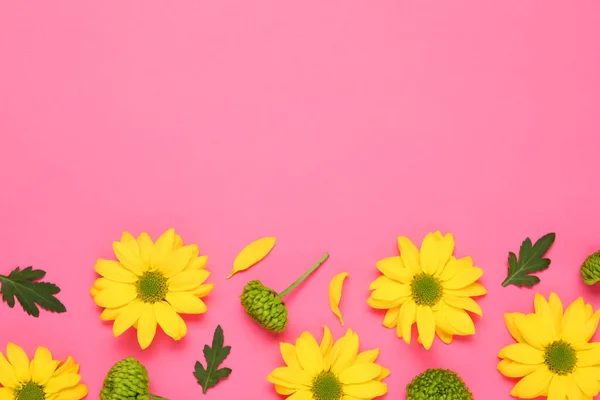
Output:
502,233,556,288
193,325,232,395
0,266,66,317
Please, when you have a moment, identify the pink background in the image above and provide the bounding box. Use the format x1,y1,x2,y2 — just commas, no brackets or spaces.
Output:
1,2,600,399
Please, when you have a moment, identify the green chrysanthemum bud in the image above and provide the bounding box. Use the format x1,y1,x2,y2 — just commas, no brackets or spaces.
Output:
240,252,329,333
100,357,167,400
406,368,473,400
580,250,600,285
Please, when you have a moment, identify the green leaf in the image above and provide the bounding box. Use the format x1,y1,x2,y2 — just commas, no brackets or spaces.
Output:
502,233,556,288
193,325,232,395
0,266,67,317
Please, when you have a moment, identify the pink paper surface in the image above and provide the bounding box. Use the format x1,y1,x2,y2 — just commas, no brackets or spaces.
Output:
1,2,600,399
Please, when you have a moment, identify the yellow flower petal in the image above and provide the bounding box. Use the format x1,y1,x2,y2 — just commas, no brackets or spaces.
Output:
137,302,157,349
383,307,400,328
331,331,360,374
504,313,525,342
355,348,379,364
285,391,313,400
154,301,186,341
54,356,78,376
375,257,413,283
280,342,301,369
439,256,473,281
443,296,482,317
514,314,554,350
370,280,410,303
564,375,585,400
6,343,30,382
94,259,138,283
572,367,600,397
113,299,143,337
509,366,551,398
0,388,13,400
165,291,207,314
53,383,88,400
186,255,208,271
112,241,146,276
172,234,184,250
398,300,417,344
168,269,210,292
577,346,600,367
45,373,81,394
0,350,18,388
320,326,334,360
190,283,214,298
444,267,483,290
267,366,311,388
339,363,382,384
152,228,176,267
444,306,475,336
343,381,388,398
295,332,324,376
157,245,198,278
329,272,349,326
397,236,421,275
100,307,122,321
420,231,454,275
548,292,564,333
228,237,276,278
497,359,539,378
120,232,139,253
136,232,154,265
562,298,588,344
416,305,436,350
93,283,137,308
445,282,487,298
30,347,56,385
547,375,568,400
274,384,295,395
377,367,390,380
498,343,545,364
367,296,401,310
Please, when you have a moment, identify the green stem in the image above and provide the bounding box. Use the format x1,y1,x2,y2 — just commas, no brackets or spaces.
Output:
279,252,329,298
148,395,168,400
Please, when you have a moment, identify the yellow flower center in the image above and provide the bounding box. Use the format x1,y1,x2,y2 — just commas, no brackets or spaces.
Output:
136,271,168,303
311,371,342,400
15,382,45,400
410,273,443,306
544,340,577,375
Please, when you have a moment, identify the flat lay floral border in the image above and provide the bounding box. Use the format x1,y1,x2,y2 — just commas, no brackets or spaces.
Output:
1,228,600,400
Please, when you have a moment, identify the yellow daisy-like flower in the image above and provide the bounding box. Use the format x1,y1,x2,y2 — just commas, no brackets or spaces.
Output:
267,326,389,400
498,293,600,399
90,228,214,349
367,231,487,350
0,343,87,400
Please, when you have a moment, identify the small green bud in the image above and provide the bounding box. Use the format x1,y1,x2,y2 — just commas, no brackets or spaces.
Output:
240,280,288,333
406,368,473,400
580,250,600,285
100,357,167,400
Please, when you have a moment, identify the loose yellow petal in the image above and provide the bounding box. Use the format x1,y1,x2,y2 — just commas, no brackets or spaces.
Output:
6,343,30,382
112,299,143,337
228,236,276,278
343,380,388,398
30,347,56,385
329,272,349,326
510,367,552,398
94,259,138,283
339,363,382,384
154,301,186,341
416,305,436,350
375,257,413,283
498,343,545,364
137,303,157,349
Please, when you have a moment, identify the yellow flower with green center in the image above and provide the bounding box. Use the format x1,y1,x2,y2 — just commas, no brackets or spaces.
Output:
90,228,214,349
498,293,600,399
0,343,87,400
267,326,389,400
367,231,486,350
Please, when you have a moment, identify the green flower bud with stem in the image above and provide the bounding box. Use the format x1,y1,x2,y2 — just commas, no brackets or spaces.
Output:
100,357,168,400
240,252,329,333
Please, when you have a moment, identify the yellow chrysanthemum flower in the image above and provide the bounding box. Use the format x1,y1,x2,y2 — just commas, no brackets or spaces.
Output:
367,231,486,350
90,228,214,349
0,343,87,400
267,326,389,400
498,293,600,399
